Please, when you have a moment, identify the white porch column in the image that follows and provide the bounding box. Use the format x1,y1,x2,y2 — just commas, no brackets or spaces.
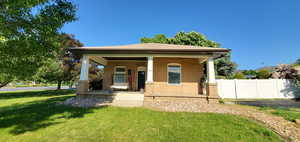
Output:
77,55,90,94
146,56,153,83
205,57,219,102
79,55,89,80
206,57,216,84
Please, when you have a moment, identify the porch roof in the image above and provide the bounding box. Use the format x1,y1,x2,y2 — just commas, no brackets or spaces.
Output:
69,43,230,57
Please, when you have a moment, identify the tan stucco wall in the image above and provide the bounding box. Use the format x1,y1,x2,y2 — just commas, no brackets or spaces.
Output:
103,61,147,91
147,57,204,96
103,57,204,96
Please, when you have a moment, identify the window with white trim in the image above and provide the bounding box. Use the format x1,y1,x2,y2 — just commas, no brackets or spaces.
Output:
168,64,181,84
114,66,126,83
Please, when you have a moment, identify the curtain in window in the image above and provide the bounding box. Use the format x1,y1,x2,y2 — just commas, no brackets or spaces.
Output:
114,67,126,83
168,65,181,84
114,74,126,83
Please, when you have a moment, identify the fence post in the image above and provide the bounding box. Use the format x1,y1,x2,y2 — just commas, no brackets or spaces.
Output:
217,79,221,97
234,79,238,102
255,79,259,98
275,79,280,98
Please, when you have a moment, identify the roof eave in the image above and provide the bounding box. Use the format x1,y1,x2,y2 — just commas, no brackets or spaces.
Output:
68,48,230,52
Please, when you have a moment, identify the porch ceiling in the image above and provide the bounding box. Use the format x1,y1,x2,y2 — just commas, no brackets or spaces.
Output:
104,57,147,60
90,56,107,65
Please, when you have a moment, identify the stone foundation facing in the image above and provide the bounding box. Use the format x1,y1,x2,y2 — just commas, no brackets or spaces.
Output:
144,82,220,105
206,83,219,98
143,96,212,109
144,96,207,102
74,81,220,107
143,97,209,112
77,80,89,94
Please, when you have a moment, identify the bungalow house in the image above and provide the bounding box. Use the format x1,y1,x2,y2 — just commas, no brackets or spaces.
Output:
69,43,229,105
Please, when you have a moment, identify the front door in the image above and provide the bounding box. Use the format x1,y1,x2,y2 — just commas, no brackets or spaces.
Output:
137,71,145,90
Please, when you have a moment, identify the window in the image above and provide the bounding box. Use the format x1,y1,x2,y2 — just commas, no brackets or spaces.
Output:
115,67,125,73
114,66,126,83
168,64,181,84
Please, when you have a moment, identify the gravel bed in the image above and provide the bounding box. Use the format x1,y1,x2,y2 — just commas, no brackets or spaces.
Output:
61,97,112,107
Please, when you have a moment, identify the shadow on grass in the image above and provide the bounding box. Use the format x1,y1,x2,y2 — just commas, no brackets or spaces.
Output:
0,94,101,135
0,90,75,100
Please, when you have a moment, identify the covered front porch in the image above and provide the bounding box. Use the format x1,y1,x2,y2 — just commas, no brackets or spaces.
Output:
76,55,218,103
69,43,229,105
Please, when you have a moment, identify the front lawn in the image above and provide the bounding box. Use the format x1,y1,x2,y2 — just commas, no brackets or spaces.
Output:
0,90,283,142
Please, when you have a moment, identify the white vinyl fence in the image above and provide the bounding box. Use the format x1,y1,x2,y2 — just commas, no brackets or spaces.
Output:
217,79,300,99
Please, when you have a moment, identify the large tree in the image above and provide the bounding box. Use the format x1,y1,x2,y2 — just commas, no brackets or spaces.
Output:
141,31,236,78
0,0,76,87
59,34,83,88
34,58,64,88
34,33,83,89
272,64,300,83
34,34,104,90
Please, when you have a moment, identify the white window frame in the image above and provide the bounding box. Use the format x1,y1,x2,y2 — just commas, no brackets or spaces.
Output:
114,66,126,74
114,66,127,85
167,63,181,85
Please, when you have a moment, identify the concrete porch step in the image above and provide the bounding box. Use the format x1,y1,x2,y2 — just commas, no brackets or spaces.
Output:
113,94,144,101
111,93,144,107
111,100,144,107
75,91,145,107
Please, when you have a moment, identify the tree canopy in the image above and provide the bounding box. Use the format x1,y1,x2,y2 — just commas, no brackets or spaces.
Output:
0,0,77,83
233,72,246,79
241,70,257,79
34,33,104,90
141,31,236,78
33,33,83,89
256,69,271,79
141,31,220,47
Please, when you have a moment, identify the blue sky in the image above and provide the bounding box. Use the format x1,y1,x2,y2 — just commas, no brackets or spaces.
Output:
62,0,300,70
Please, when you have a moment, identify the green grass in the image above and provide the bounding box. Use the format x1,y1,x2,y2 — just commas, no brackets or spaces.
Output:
259,107,300,123
10,84,58,88
0,90,284,142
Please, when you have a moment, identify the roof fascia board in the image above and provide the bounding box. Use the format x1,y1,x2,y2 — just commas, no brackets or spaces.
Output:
85,54,211,58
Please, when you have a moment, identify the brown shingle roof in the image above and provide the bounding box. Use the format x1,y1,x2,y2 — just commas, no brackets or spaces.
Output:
70,43,229,52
